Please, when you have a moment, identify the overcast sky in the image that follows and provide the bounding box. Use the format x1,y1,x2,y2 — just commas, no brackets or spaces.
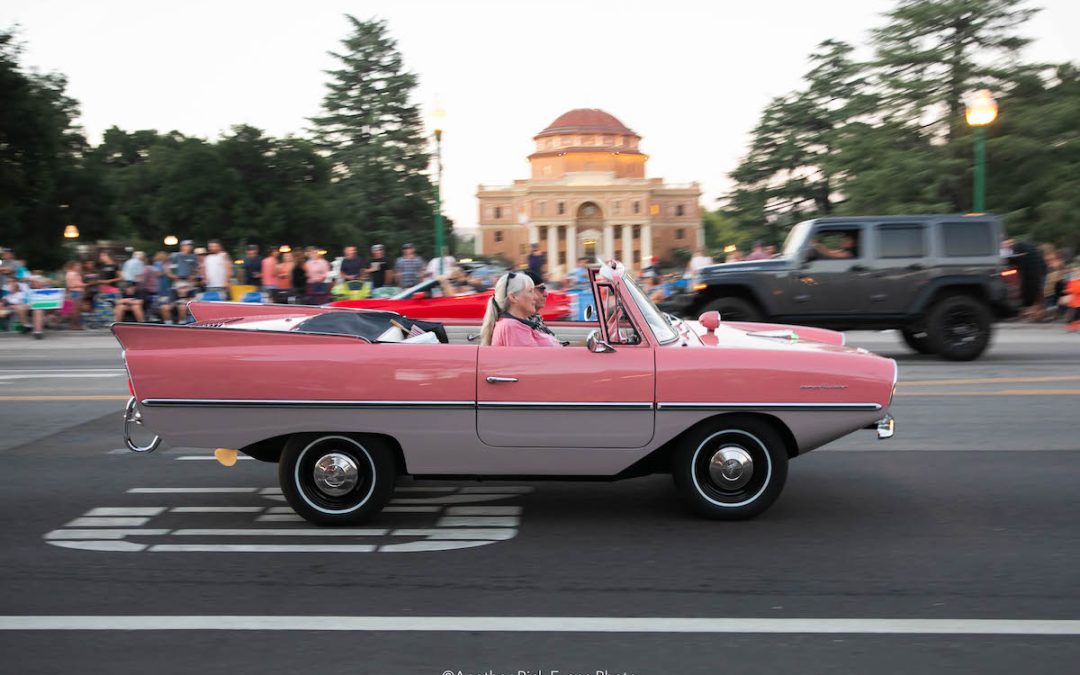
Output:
4,0,1077,235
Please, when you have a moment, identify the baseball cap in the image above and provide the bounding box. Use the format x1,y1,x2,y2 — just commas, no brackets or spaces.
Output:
180,239,194,246
371,244,384,251
522,269,544,287
402,242,415,249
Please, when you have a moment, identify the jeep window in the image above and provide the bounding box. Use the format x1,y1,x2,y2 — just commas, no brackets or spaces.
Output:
812,229,861,259
942,221,993,256
879,224,926,258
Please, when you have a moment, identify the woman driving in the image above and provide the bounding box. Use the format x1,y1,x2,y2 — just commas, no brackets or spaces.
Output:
480,271,561,347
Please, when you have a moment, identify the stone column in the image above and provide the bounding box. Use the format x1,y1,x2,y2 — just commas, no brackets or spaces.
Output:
566,224,576,268
622,224,633,270
642,223,653,264
603,222,614,261
528,223,539,245
474,228,483,256
547,224,559,278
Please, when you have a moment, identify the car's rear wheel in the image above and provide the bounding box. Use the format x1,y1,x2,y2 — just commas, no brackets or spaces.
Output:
702,296,761,322
925,295,992,361
672,416,788,520
279,434,397,526
899,327,934,355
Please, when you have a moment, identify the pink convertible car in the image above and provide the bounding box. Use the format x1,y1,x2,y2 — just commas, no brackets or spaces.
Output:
114,261,897,524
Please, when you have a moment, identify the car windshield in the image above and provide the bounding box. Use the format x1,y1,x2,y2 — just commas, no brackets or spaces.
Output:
391,279,437,300
782,221,813,259
623,275,678,344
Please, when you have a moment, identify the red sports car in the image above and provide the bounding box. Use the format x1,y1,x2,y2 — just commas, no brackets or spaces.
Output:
329,279,573,320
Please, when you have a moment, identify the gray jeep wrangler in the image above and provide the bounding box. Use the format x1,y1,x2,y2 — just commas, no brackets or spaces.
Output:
679,214,1017,361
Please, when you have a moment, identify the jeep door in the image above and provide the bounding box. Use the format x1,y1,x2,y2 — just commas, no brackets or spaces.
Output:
865,221,933,314
787,223,870,316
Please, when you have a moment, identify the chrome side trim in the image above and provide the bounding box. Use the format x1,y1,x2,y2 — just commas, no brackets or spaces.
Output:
657,402,882,412
140,399,475,410
478,401,654,412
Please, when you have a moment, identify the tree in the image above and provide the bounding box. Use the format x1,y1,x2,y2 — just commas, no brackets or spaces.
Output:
310,16,443,256
0,29,86,266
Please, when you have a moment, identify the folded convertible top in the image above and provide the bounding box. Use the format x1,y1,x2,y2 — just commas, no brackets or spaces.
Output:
293,311,449,344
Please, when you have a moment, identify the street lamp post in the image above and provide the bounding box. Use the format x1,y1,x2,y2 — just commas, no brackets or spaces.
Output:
965,90,998,213
430,104,446,276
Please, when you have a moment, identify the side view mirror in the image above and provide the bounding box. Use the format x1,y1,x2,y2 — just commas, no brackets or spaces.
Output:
586,329,615,353
698,310,720,333
583,304,595,321
411,292,426,300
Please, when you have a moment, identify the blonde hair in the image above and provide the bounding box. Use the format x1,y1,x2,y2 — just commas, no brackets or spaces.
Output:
480,272,535,346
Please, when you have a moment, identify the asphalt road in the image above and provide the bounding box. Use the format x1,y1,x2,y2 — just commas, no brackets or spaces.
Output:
1,326,1078,674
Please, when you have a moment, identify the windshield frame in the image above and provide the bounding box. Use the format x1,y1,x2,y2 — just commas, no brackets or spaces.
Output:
782,220,814,259
390,279,439,301
622,275,679,345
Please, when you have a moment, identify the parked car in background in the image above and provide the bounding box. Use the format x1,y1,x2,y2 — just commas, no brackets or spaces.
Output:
329,278,572,321
114,261,897,526
675,214,1018,360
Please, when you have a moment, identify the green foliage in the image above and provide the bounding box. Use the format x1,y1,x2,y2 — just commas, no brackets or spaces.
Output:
724,0,1078,251
311,16,444,257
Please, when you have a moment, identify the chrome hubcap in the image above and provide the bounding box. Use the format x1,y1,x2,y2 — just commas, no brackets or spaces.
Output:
708,446,754,490
312,452,359,497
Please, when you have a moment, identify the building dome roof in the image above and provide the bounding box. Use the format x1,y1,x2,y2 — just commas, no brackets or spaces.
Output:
535,109,638,139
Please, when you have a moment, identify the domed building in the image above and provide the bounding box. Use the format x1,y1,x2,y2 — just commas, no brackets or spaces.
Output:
476,109,702,275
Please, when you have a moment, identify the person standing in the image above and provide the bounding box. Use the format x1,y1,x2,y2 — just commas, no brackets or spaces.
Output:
745,241,770,261
242,244,262,287
527,243,545,277
96,251,121,293
168,240,199,323
425,248,456,280
261,247,278,297
366,244,389,289
340,246,364,282
274,251,296,303
685,248,714,278
64,261,84,330
571,257,590,289
304,247,331,304
201,239,232,296
394,243,424,289
121,251,147,283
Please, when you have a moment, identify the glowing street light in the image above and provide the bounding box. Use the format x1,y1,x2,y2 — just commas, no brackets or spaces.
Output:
164,235,179,246
965,90,998,213
63,224,80,239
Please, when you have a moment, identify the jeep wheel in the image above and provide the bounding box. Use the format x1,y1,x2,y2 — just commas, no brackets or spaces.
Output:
899,327,934,355
702,297,760,322
925,295,992,361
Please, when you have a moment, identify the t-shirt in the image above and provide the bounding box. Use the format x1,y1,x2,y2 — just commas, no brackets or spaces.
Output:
242,255,262,284
98,263,120,292
368,258,388,288
491,317,560,347
305,258,330,284
203,252,231,288
340,256,364,279
170,252,198,279
121,257,145,282
261,256,277,287
426,256,456,278
154,261,172,295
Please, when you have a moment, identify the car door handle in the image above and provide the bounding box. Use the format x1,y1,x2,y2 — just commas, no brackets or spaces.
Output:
906,264,924,271
486,376,519,384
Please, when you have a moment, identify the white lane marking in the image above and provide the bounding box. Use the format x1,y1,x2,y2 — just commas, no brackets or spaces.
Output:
170,507,264,513
65,517,150,528
437,516,520,527
86,507,166,517
2,617,1077,635
45,530,171,540
47,541,147,552
378,541,494,553
394,487,458,493
175,456,254,461
390,528,517,541
148,544,377,553
258,488,282,495
255,515,304,522
128,488,259,494
171,528,390,537
446,506,522,516
383,506,442,513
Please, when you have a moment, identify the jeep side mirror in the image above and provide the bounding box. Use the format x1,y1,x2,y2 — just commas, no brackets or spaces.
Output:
586,329,615,353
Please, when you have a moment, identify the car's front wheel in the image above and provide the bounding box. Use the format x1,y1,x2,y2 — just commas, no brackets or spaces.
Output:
672,417,788,520
279,434,397,526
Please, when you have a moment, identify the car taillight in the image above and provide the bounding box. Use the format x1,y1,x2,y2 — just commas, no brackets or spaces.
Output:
1001,268,1017,277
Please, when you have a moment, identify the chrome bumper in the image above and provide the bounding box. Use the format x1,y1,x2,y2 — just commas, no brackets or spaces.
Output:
874,414,895,440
